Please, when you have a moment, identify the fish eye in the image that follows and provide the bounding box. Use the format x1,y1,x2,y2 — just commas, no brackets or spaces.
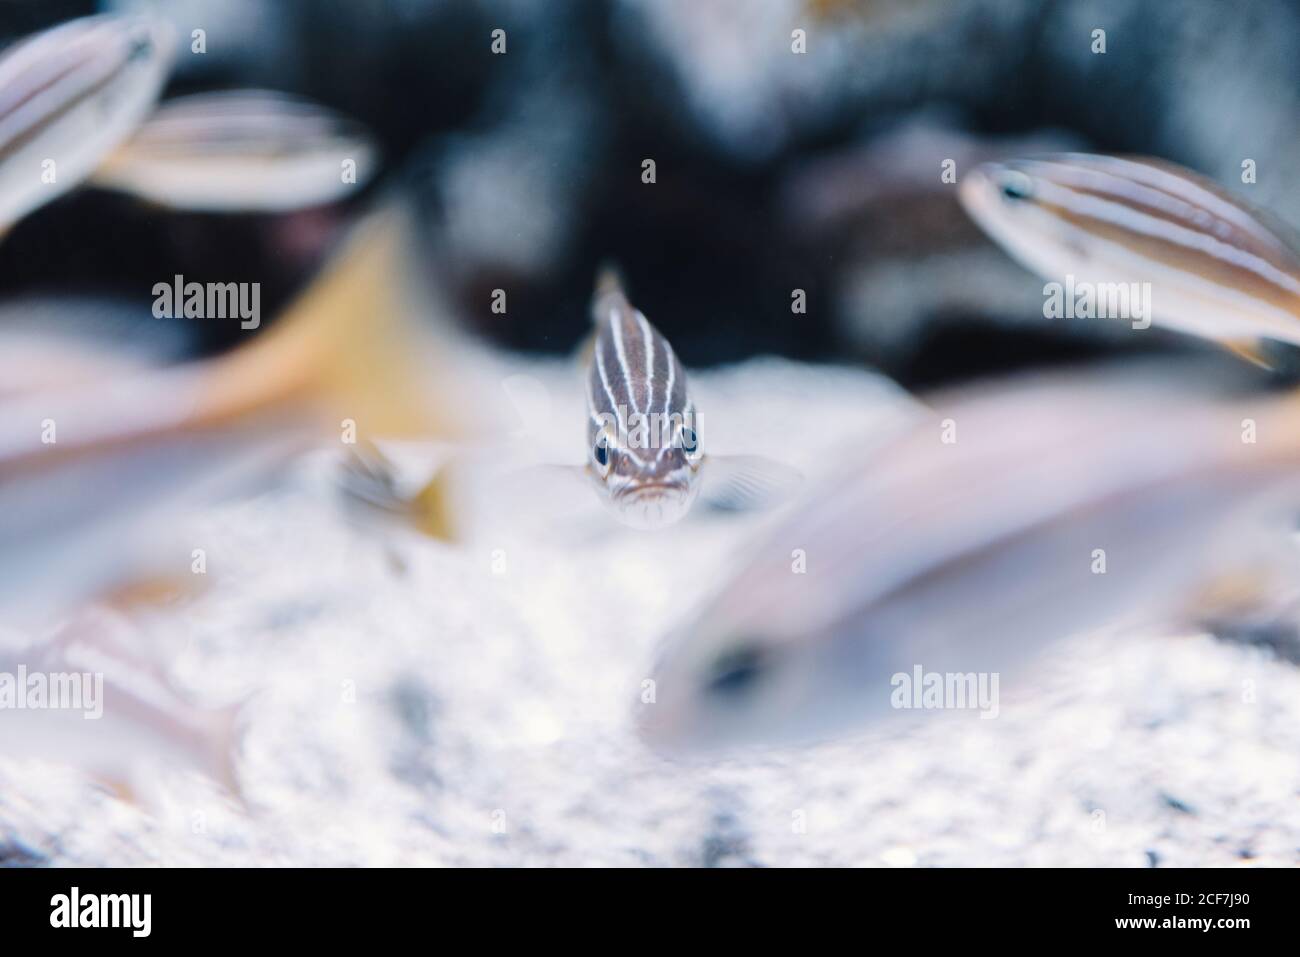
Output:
127,35,154,60
593,435,612,475
703,643,768,700
679,426,701,460
998,171,1034,202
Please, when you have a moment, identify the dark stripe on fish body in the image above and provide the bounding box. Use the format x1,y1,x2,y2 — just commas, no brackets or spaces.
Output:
1040,156,1295,260
123,91,359,157
0,19,151,165
1027,155,1300,316
588,283,688,427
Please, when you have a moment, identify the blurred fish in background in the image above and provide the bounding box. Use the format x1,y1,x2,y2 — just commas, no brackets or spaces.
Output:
4,0,1296,371
959,153,1300,370
92,88,379,213
0,13,172,231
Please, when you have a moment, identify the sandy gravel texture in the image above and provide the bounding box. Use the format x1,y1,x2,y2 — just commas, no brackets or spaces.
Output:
2,357,1297,867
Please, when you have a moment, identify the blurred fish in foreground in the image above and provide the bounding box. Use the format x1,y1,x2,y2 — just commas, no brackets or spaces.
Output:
959,154,1300,369
639,362,1300,753
92,88,379,212
0,14,173,230
0,614,242,801
0,205,462,633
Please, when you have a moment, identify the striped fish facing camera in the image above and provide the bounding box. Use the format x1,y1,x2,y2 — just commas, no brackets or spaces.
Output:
958,153,1300,367
92,88,379,212
585,269,700,529
582,269,800,530
0,14,173,230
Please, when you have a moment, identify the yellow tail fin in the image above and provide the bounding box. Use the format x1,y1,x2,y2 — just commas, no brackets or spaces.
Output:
194,204,465,440
339,438,460,541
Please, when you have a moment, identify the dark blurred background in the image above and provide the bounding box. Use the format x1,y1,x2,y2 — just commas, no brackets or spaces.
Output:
2,0,1298,388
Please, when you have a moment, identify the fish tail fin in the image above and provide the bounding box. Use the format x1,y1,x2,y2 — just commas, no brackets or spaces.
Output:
198,204,466,441
592,261,629,322
409,466,458,540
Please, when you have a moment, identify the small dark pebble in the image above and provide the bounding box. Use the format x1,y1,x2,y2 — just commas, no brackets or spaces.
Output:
1160,793,1197,816
391,678,439,743
1207,618,1300,666
700,811,757,868
0,841,47,868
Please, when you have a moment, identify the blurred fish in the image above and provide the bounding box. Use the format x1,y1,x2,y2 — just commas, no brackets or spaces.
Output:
959,154,1300,368
0,614,242,799
0,296,197,397
338,437,460,542
580,268,800,530
638,363,1300,753
0,205,462,631
0,14,173,230
92,88,378,212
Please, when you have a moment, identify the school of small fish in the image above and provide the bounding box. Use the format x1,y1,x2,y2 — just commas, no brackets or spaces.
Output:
1,12,1299,863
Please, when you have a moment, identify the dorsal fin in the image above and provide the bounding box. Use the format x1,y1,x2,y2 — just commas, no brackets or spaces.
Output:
591,262,629,324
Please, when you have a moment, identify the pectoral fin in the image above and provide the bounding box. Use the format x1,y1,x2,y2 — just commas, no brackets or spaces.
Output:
492,463,597,517
700,455,803,513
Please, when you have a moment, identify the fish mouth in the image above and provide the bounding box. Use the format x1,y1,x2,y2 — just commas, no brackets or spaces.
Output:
957,162,1002,211
616,481,688,502
611,482,692,529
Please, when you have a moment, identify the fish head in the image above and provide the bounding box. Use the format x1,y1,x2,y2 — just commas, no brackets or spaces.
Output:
106,15,177,98
0,14,175,226
117,15,175,64
17,14,176,118
81,17,177,138
635,573,895,754
958,156,1111,279
587,411,703,530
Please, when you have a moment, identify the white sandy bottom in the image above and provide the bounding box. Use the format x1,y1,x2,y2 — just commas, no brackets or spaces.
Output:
2,357,1297,867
